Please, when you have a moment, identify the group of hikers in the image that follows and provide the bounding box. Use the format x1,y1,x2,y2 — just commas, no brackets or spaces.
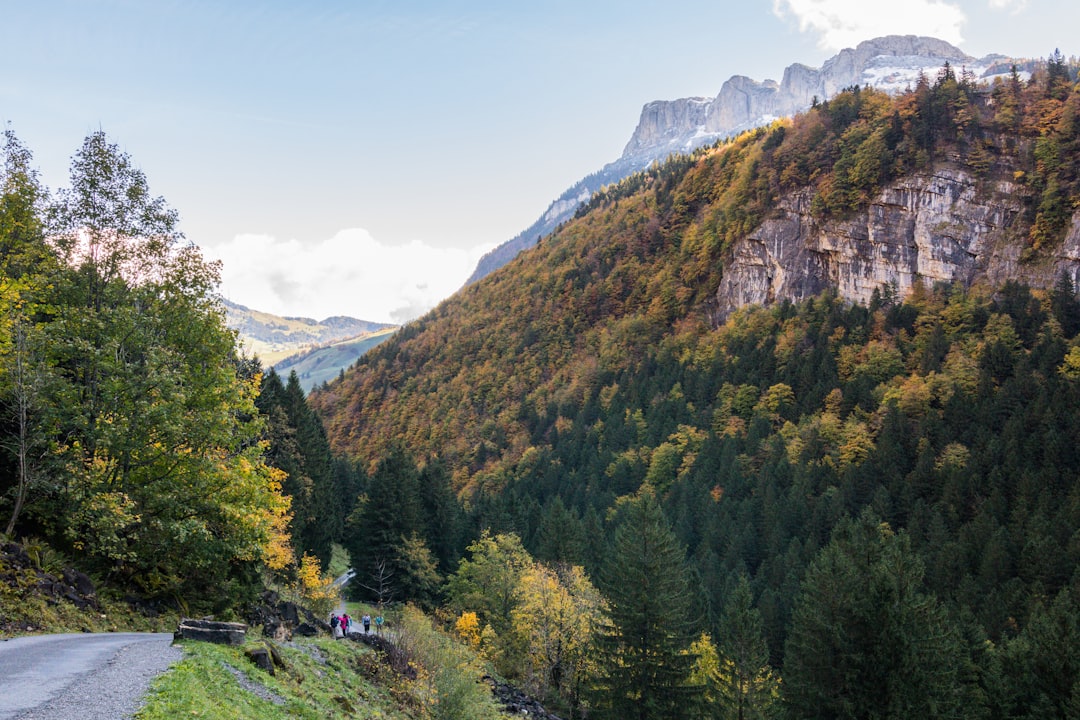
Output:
329,611,383,639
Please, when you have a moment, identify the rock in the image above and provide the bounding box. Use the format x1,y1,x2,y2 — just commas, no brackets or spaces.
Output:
484,676,564,720
713,166,1080,320
245,647,275,675
294,622,319,637
175,618,247,645
62,568,96,597
278,601,300,625
469,35,1019,286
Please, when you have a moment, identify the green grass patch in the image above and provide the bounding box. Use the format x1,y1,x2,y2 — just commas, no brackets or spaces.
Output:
327,543,351,579
0,587,178,638
138,637,413,719
138,610,507,720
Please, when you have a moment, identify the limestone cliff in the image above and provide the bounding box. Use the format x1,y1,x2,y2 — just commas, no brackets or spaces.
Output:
468,35,1017,285
715,166,1080,319
624,35,987,167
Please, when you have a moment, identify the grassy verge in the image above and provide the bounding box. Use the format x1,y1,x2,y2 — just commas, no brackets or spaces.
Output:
138,610,506,720
327,543,351,579
137,637,413,719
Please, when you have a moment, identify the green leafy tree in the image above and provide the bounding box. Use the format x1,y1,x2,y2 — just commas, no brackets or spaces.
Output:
783,510,968,719
445,529,533,638
510,562,606,714
591,486,703,720
32,131,289,601
0,130,55,536
395,530,442,609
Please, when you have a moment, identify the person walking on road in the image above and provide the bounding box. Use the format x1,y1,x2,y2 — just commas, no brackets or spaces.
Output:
362,614,371,633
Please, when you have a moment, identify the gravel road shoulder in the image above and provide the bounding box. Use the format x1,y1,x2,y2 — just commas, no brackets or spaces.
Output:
9,634,181,720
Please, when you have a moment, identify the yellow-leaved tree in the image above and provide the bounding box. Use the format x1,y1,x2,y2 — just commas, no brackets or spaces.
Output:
510,563,606,711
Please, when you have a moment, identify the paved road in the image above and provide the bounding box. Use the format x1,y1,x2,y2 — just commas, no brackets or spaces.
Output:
0,632,180,720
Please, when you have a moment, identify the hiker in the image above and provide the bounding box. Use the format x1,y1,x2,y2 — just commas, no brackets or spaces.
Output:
330,614,343,639
362,614,371,633
341,613,350,635
375,614,384,635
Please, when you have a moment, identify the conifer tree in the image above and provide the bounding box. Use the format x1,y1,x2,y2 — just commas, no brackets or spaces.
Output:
717,575,778,720
282,370,337,566
783,510,967,719
344,443,421,601
592,485,703,720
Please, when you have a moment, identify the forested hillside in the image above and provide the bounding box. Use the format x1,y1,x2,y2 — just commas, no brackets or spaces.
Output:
310,57,1080,716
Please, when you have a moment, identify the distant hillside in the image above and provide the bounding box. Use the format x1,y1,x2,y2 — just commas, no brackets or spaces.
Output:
222,299,395,366
274,327,396,391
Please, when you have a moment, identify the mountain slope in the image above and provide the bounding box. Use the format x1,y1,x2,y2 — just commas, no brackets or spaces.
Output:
467,35,1022,284
274,327,396,391
310,60,1080,679
314,59,1080,479
223,299,395,366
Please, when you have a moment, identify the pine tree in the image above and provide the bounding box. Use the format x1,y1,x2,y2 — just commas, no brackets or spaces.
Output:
592,485,703,720
718,575,778,720
783,510,967,719
282,370,337,566
344,442,421,601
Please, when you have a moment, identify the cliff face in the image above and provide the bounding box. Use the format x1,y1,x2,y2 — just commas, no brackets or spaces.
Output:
468,36,1011,286
715,167,1080,318
624,35,984,166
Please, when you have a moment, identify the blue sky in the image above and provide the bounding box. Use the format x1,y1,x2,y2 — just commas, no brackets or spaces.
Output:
3,0,1077,323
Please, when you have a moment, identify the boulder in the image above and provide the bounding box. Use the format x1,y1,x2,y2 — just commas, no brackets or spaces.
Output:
175,618,247,645
294,622,319,637
245,647,275,675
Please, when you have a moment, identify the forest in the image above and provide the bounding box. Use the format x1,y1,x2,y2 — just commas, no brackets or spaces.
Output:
307,57,1080,717
3,53,1080,720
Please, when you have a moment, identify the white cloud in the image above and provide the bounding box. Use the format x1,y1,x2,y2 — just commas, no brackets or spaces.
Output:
987,0,1028,12
773,0,966,51
202,229,494,324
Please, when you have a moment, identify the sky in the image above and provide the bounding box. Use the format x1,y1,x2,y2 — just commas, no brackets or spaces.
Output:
3,0,1078,323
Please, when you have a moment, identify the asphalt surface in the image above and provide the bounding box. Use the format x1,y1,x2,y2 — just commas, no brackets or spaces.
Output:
0,632,180,720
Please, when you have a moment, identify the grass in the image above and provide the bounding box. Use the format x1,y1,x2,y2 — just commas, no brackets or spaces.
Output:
327,543,351,579
138,636,415,719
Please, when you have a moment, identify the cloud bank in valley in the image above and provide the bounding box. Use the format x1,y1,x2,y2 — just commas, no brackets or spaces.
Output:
203,229,494,324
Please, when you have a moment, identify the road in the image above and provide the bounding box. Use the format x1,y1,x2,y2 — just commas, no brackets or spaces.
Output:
0,632,180,720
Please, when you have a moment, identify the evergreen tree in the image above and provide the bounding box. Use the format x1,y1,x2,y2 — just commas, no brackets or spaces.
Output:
592,485,703,720
282,370,337,566
343,443,421,601
417,456,464,574
535,495,587,565
783,510,968,719
718,575,778,720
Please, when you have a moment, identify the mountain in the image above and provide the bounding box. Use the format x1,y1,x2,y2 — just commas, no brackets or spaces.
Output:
310,55,1080,708
222,298,395,366
314,54,1080,479
466,35,1019,284
274,327,396,392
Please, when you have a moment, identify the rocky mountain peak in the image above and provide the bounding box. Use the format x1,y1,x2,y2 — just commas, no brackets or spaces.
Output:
467,36,1021,285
